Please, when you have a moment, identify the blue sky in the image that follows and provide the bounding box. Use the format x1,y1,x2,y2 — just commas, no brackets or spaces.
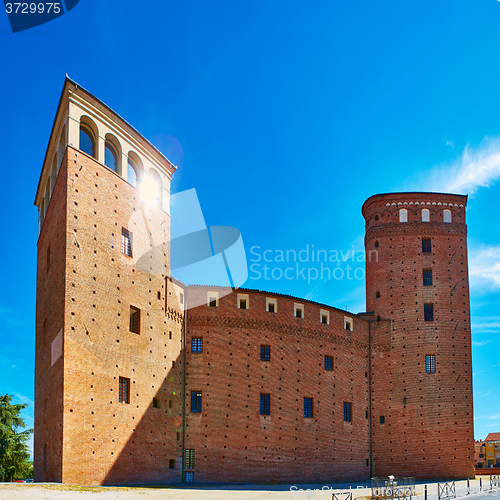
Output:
0,0,499,455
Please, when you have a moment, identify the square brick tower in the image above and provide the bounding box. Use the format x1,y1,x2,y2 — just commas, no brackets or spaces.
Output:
33,78,185,485
363,193,474,479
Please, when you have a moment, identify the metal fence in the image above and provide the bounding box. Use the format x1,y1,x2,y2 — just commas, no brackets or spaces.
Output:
437,482,456,500
371,477,415,500
333,493,353,500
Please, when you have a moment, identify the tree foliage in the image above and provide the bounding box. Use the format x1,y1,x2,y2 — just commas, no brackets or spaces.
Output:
0,394,33,482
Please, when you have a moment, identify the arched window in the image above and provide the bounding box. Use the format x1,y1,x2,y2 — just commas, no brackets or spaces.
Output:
374,214,379,221
443,209,452,223
105,139,119,172
399,208,408,223
79,122,95,158
422,208,430,222
128,158,138,188
375,240,379,248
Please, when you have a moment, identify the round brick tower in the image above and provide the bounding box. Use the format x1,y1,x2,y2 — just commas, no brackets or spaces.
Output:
362,192,474,479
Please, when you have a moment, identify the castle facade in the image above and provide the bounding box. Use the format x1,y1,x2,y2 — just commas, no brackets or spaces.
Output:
33,78,474,485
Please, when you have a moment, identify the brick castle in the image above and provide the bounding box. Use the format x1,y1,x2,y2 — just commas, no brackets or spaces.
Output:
33,78,474,485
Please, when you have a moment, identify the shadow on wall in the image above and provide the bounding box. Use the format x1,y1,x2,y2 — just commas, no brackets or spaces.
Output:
104,350,185,485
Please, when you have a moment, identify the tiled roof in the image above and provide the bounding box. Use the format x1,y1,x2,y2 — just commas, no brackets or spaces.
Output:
485,432,500,442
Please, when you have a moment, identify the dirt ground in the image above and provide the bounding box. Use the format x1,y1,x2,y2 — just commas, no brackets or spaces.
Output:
0,478,493,500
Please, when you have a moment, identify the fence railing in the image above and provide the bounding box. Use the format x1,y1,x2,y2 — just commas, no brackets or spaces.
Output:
437,482,456,500
333,493,353,500
371,477,415,500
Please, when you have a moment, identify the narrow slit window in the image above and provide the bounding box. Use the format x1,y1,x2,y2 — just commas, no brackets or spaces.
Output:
119,377,130,404
424,303,434,321
121,228,132,257
304,397,313,418
129,306,140,334
344,402,352,422
152,398,159,408
260,394,270,415
380,415,385,425
422,238,432,253
324,355,333,371
423,269,433,286
426,355,436,373
184,449,195,469
191,338,203,353
190,391,202,413
260,345,270,362
169,459,175,469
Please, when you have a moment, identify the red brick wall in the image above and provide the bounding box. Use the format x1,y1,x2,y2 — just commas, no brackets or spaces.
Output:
363,193,474,479
184,287,370,483
34,149,69,483
35,147,185,486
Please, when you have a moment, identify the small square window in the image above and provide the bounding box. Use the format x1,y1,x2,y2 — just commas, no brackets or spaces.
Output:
129,306,140,334
121,228,132,257
260,394,270,415
380,415,385,425
237,294,249,309
426,354,436,374
119,377,130,404
153,398,159,408
294,303,304,318
344,317,353,331
324,355,333,371
320,309,330,325
344,402,352,422
422,238,432,253
266,297,277,313
185,449,195,469
424,303,434,321
192,338,203,354
207,291,219,307
190,391,202,413
260,345,270,362
423,269,432,286
304,397,313,418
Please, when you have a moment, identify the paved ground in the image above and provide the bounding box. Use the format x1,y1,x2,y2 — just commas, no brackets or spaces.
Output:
0,478,498,500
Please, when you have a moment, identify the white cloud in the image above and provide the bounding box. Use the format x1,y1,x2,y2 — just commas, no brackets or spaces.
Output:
469,245,500,291
424,136,500,195
472,340,493,347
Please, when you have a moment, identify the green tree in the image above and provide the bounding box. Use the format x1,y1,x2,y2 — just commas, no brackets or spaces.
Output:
0,394,33,482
